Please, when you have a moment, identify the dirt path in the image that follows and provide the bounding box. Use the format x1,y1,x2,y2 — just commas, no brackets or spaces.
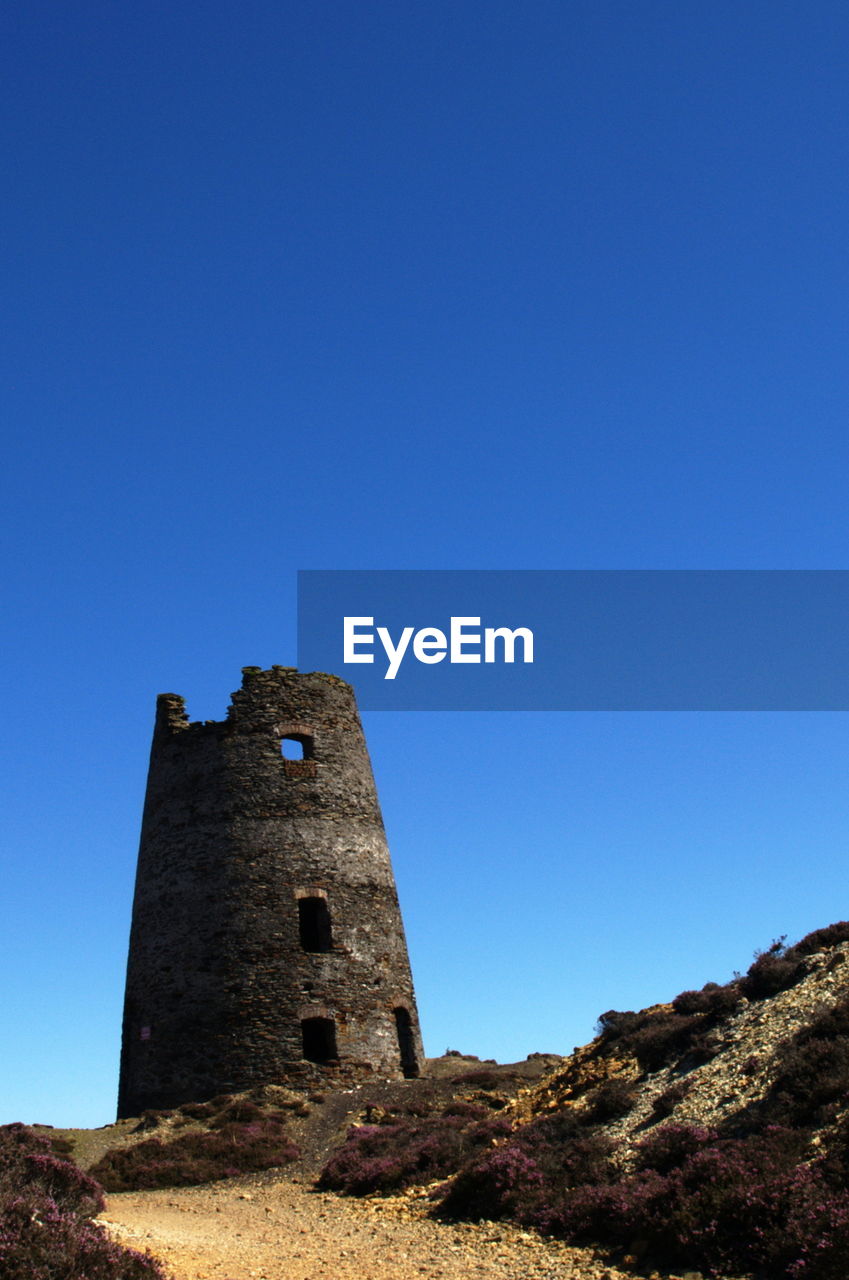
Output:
99,1177,632,1280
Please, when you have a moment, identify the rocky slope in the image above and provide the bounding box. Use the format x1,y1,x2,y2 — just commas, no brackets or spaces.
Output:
512,935,849,1150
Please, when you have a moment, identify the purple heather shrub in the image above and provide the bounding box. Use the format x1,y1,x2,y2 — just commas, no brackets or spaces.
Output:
660,1134,849,1277
449,1069,509,1090
318,1112,512,1195
772,1036,849,1124
634,1123,718,1175
559,1126,840,1278
0,1194,168,1280
794,921,849,956
672,981,742,1017
0,1125,167,1280
438,1144,545,1224
650,1080,691,1119
596,1006,716,1072
510,1115,613,1186
22,1151,105,1216
90,1118,299,1191
584,1077,637,1121
754,994,849,1128
781,1165,849,1280
436,1113,849,1279
438,1116,614,1230
0,1124,104,1217
740,937,806,1000
442,1101,490,1119
555,1167,670,1245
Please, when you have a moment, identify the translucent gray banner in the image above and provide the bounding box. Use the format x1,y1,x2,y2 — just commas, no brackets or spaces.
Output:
297,570,849,710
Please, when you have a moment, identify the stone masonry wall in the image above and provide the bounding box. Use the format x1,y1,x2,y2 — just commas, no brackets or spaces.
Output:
117,667,424,1118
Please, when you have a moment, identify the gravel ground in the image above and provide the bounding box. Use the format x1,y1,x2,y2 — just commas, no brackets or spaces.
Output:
99,1176,642,1280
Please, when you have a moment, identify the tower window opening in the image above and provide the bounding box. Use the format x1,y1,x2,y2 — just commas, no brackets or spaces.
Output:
298,896,333,952
302,1016,338,1064
394,1006,419,1078
281,734,314,760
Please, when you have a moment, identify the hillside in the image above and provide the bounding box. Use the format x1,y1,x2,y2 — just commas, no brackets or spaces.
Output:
17,924,849,1279
512,928,849,1143
301,924,849,1278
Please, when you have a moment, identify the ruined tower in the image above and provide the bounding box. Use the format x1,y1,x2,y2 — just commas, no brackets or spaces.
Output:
117,666,424,1118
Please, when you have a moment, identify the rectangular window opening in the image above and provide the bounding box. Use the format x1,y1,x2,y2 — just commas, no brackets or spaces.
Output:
394,1006,419,1078
298,897,333,952
301,1016,338,1064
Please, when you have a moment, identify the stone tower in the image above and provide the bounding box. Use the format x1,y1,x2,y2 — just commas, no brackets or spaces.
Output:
117,666,424,1118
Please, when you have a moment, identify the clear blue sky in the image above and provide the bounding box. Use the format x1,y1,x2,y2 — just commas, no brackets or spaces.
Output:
4,0,849,1127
